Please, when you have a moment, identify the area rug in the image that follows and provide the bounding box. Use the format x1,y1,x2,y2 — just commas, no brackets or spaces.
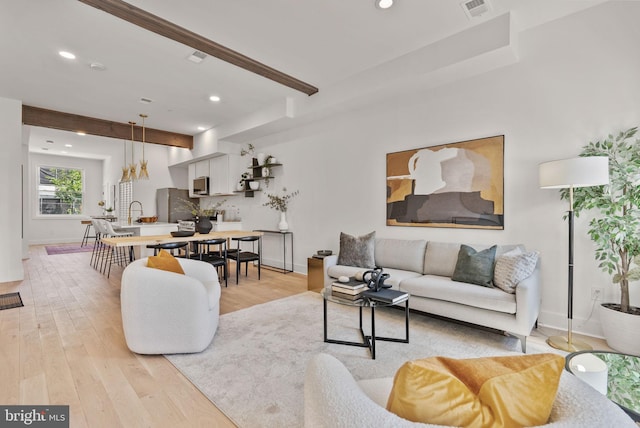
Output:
166,291,551,427
0,292,23,310
45,244,94,255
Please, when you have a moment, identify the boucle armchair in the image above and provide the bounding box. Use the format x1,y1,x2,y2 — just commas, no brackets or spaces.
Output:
121,257,221,354
304,353,636,428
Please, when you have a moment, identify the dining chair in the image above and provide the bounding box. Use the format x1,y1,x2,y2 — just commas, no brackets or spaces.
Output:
191,238,228,287
227,235,261,284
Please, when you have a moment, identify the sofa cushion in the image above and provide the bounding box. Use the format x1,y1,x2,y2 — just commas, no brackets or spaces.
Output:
494,248,539,294
386,353,564,427
337,231,376,268
400,275,516,314
422,242,461,276
451,245,497,287
375,239,427,273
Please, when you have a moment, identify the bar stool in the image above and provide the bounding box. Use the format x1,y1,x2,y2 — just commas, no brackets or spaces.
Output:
227,236,261,284
81,220,94,247
102,220,135,277
191,238,228,287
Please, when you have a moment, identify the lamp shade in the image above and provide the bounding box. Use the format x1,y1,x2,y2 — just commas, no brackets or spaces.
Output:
539,156,609,189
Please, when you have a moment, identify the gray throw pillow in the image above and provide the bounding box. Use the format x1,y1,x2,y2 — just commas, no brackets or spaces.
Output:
452,244,497,287
337,231,376,268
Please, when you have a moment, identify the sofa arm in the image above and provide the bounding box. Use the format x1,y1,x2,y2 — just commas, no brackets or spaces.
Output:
513,259,542,336
304,353,435,428
323,255,339,288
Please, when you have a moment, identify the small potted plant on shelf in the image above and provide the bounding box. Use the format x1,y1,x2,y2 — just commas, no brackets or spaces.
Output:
240,143,255,157
263,188,299,232
238,172,250,191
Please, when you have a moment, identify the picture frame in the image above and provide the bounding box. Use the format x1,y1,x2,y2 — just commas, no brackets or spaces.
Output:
386,135,504,229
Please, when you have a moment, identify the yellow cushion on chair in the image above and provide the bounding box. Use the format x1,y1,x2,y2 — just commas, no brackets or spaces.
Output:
147,250,185,274
386,353,564,428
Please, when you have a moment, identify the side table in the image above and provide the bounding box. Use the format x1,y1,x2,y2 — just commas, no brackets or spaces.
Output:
307,256,327,291
253,229,293,273
321,288,409,360
566,350,640,422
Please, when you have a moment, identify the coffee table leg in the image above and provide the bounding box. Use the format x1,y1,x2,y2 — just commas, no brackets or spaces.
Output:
371,306,376,360
323,298,327,342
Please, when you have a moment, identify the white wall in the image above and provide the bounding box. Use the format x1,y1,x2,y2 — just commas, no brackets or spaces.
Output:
233,2,640,337
0,97,24,282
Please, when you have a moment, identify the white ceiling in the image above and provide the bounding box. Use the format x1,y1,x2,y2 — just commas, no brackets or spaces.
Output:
0,0,606,148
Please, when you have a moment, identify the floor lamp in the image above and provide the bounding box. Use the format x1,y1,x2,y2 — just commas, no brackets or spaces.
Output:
539,156,609,352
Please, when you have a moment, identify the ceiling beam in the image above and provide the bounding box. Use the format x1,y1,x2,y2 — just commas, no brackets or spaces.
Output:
78,0,319,96
22,105,193,149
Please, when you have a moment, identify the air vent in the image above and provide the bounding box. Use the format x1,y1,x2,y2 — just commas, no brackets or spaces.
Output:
461,0,491,19
187,50,207,64
139,97,153,104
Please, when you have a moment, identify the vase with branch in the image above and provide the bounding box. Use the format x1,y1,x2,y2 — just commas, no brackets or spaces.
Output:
263,188,299,232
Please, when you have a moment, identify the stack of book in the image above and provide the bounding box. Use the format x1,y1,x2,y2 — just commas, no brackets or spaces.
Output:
362,288,408,304
331,278,366,301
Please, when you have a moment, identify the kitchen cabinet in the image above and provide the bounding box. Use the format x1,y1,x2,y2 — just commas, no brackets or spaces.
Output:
209,154,240,195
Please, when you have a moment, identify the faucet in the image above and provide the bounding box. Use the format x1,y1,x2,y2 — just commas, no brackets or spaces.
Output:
128,200,143,225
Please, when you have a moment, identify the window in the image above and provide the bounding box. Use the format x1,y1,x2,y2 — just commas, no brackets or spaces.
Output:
38,166,84,215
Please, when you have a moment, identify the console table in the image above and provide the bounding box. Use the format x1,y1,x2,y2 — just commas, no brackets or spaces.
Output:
253,230,293,273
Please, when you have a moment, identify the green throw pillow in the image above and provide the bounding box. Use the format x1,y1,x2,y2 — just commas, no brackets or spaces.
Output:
452,245,497,287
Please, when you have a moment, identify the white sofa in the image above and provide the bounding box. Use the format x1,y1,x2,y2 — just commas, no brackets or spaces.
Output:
304,353,637,427
325,239,540,352
121,257,221,354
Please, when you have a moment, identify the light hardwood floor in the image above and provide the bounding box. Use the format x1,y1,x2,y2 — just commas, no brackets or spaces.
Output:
1,245,610,427
0,245,306,427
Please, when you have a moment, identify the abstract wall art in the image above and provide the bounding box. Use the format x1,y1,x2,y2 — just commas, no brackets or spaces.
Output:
386,135,504,229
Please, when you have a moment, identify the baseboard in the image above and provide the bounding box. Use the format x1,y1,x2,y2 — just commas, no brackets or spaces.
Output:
538,308,605,339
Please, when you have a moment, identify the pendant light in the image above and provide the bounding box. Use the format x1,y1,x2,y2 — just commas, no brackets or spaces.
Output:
121,140,130,182
128,121,138,181
138,114,149,179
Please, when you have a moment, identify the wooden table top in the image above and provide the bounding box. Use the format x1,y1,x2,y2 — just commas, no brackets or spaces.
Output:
101,230,263,247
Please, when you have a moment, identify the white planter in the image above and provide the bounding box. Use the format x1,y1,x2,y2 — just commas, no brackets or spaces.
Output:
278,212,289,232
249,181,260,190
599,303,640,356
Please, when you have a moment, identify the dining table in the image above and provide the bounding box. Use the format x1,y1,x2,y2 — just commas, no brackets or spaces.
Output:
101,230,263,258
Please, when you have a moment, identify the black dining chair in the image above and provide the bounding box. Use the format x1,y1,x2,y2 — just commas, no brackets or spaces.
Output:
146,242,189,258
191,238,228,287
227,236,261,284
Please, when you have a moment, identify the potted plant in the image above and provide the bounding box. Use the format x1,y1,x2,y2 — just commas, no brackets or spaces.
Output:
568,126,640,355
238,172,250,191
263,188,299,232
240,143,255,157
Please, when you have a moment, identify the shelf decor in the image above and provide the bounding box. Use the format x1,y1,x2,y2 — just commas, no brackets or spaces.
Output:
386,135,504,229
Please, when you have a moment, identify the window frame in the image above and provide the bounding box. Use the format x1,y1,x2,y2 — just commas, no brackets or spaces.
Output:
35,164,86,218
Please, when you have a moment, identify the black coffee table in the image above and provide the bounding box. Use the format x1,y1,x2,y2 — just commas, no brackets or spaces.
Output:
566,350,640,422
321,287,409,359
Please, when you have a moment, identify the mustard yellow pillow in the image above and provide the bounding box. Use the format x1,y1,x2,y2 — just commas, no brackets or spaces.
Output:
386,353,564,428
146,250,185,274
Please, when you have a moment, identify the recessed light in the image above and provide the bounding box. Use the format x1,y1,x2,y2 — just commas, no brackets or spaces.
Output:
46,140,54,144
375,0,393,9
42,147,49,151
140,97,153,104
89,62,106,71
76,131,86,136
65,144,72,148
59,51,76,59
209,95,221,102
197,126,206,131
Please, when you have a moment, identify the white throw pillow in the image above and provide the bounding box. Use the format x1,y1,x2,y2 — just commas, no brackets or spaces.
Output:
493,248,539,293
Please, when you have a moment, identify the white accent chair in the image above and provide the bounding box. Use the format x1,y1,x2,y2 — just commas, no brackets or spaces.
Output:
304,353,637,428
121,257,221,354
